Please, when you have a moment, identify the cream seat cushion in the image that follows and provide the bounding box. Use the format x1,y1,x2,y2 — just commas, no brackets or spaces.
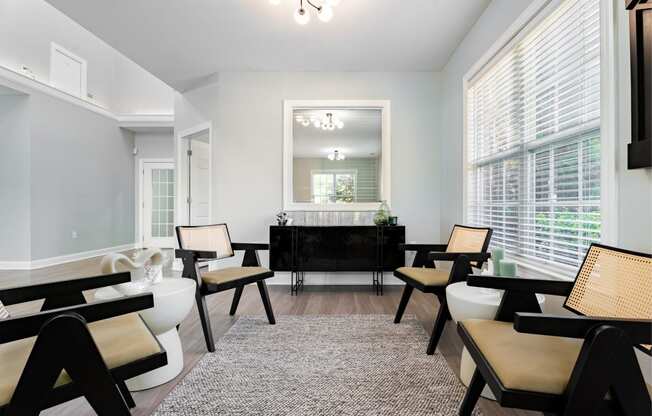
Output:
395,267,450,286
461,319,582,395
0,313,161,406
202,266,270,286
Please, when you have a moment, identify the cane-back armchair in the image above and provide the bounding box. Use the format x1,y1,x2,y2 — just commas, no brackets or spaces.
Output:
457,243,652,416
0,272,166,416
393,224,492,354
176,224,276,352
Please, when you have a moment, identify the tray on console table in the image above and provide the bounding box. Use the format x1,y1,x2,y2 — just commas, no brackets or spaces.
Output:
269,225,405,295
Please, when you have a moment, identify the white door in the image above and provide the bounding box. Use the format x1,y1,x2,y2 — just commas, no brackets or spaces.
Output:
189,140,210,225
143,162,176,248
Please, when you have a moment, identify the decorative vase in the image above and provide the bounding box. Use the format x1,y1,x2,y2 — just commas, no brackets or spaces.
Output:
373,200,390,225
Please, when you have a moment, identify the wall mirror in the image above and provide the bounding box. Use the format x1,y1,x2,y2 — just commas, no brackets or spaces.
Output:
283,100,391,211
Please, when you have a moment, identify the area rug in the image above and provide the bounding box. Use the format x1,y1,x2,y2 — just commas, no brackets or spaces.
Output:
153,315,481,415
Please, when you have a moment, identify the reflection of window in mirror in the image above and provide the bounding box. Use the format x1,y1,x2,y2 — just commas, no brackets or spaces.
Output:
292,109,381,205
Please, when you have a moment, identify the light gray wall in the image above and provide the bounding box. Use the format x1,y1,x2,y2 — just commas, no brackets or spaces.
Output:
175,72,441,283
438,0,537,239
28,89,136,259
0,0,173,113
0,76,138,262
0,94,31,261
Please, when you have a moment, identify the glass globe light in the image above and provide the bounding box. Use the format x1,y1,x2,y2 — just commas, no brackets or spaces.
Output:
294,8,310,25
313,120,321,128
318,6,333,22
336,121,344,129
301,120,310,127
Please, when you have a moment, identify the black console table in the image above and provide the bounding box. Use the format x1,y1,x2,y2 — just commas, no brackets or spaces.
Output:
269,225,405,295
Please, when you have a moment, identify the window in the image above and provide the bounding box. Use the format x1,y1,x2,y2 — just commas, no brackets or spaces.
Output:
311,170,357,204
466,0,601,270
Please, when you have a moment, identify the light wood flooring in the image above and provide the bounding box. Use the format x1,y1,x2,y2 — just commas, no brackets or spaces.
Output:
0,254,538,416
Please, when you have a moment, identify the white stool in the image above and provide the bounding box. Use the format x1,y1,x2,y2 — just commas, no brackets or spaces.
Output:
446,281,545,399
95,278,196,390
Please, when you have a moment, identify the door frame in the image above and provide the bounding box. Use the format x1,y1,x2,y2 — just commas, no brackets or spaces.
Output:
136,158,175,248
176,122,213,227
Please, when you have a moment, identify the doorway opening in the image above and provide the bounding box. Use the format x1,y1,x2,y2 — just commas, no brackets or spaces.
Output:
177,123,212,227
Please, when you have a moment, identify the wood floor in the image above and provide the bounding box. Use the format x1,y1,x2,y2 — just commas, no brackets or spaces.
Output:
0,255,538,416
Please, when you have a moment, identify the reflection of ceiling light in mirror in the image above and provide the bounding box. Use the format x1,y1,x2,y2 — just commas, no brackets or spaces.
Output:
327,150,345,161
295,112,343,131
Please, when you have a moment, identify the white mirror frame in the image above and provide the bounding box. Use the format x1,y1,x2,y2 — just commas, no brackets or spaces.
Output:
283,99,391,211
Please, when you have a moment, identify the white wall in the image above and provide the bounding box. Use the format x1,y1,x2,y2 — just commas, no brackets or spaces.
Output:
175,72,441,284
0,0,174,114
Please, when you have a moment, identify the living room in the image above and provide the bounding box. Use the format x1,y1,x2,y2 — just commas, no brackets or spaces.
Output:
0,0,650,415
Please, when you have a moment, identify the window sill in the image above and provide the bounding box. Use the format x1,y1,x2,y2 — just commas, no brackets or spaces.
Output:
507,256,576,282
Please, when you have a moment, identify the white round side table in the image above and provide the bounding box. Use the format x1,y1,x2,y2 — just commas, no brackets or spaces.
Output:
446,281,545,400
94,277,196,390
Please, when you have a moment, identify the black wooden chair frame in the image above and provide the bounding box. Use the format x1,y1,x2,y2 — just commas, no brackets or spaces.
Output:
457,244,652,416
393,225,492,355
176,234,276,353
0,272,167,416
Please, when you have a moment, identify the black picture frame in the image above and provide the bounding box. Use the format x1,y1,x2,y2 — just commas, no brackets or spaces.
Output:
626,0,652,169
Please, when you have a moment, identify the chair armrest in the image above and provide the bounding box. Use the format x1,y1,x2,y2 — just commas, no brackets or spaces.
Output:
0,272,131,306
467,275,574,296
231,243,269,251
428,252,490,262
514,313,652,345
400,243,447,252
0,293,154,344
175,249,218,261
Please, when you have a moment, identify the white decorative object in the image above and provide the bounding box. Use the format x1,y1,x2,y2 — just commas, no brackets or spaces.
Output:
100,248,165,284
95,278,196,390
446,281,545,400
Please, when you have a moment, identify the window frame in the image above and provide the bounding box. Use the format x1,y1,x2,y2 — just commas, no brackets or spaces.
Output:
461,0,618,279
310,169,359,204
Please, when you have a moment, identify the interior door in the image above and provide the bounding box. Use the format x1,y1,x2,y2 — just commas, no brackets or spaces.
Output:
143,162,176,248
188,140,210,225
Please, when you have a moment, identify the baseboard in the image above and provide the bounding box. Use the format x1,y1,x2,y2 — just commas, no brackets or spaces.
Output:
0,260,32,270
0,243,137,270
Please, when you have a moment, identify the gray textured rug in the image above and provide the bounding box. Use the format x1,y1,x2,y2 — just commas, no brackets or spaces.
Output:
154,315,481,415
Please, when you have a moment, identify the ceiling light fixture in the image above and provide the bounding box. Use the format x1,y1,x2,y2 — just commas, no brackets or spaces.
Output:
327,150,346,161
271,0,340,25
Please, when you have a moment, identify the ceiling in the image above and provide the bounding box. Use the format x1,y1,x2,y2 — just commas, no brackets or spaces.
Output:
45,0,491,91
293,109,380,158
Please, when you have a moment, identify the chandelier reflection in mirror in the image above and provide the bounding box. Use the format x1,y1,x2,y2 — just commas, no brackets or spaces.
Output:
327,150,346,161
295,112,344,131
269,0,341,25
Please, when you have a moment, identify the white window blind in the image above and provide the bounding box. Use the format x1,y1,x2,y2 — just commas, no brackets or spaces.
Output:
466,0,601,271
